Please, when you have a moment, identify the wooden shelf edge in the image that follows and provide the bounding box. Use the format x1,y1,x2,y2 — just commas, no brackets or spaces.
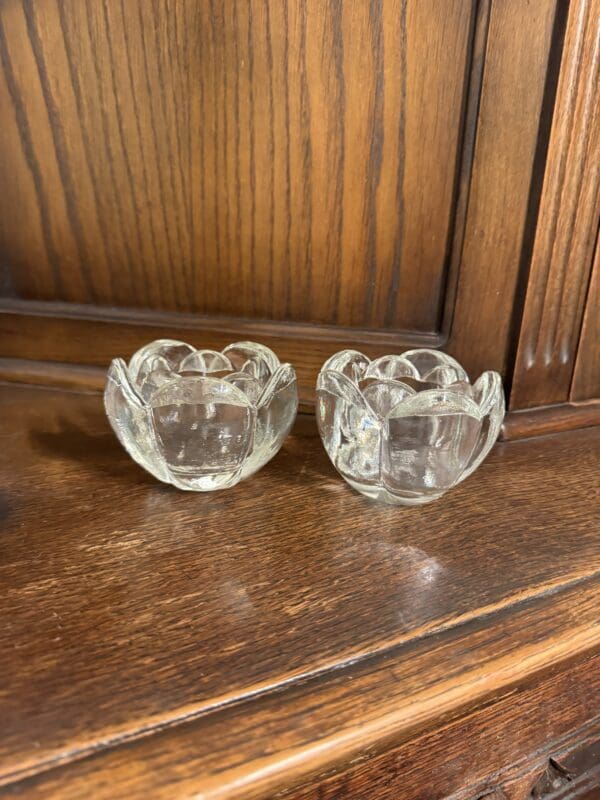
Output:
0,358,106,393
2,577,599,799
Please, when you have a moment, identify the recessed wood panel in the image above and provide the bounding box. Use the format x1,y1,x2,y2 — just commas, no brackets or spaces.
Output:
0,0,566,409
0,0,472,331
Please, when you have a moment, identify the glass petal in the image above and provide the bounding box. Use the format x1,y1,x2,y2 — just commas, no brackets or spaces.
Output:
387,389,482,420
224,372,263,405
364,355,419,381
446,380,474,398
382,390,482,499
128,339,195,386
240,364,298,479
460,371,505,481
136,355,178,402
104,359,170,481
362,379,416,418
223,342,279,384
150,376,255,491
179,350,233,374
317,371,381,486
362,375,440,394
473,370,504,416
320,350,370,383
317,369,365,407
424,365,468,387
400,349,469,383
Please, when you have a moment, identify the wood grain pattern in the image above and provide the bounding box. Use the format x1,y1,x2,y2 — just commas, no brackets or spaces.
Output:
0,297,443,407
1,582,598,799
510,0,600,410
0,0,564,405
0,0,472,332
501,400,600,440
0,357,105,393
448,0,557,380
572,231,600,401
283,676,600,800
499,725,600,800
0,385,598,797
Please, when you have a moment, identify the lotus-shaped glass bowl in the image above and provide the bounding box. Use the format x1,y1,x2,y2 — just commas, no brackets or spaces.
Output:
317,349,504,506
104,340,298,491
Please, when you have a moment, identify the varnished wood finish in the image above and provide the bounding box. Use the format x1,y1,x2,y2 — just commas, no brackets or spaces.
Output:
0,385,598,797
510,0,600,410
498,724,600,800
0,357,105,393
0,0,562,401
501,400,600,440
284,676,600,800
0,0,472,332
0,278,542,405
444,0,557,379
0,0,599,791
1,0,597,425
0,297,442,407
572,234,600,401
3,617,599,800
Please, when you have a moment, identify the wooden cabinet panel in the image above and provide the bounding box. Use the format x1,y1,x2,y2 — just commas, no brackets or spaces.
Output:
4,0,597,424
0,0,472,332
510,0,600,410
445,0,557,379
0,0,563,405
571,233,600,401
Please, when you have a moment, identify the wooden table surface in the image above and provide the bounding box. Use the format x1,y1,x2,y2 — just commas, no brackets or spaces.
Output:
0,385,598,799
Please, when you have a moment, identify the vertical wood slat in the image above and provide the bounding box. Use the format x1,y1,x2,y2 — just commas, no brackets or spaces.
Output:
510,0,600,410
571,230,600,401
446,0,557,379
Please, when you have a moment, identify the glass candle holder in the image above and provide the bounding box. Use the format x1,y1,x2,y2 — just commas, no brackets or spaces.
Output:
104,340,298,491
316,349,504,506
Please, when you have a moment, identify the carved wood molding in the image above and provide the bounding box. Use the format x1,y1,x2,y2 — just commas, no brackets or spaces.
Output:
501,400,600,441
0,297,442,408
511,0,600,410
571,230,600,401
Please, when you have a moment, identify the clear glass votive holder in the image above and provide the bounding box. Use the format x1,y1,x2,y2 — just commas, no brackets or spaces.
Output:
104,339,298,491
316,348,504,506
